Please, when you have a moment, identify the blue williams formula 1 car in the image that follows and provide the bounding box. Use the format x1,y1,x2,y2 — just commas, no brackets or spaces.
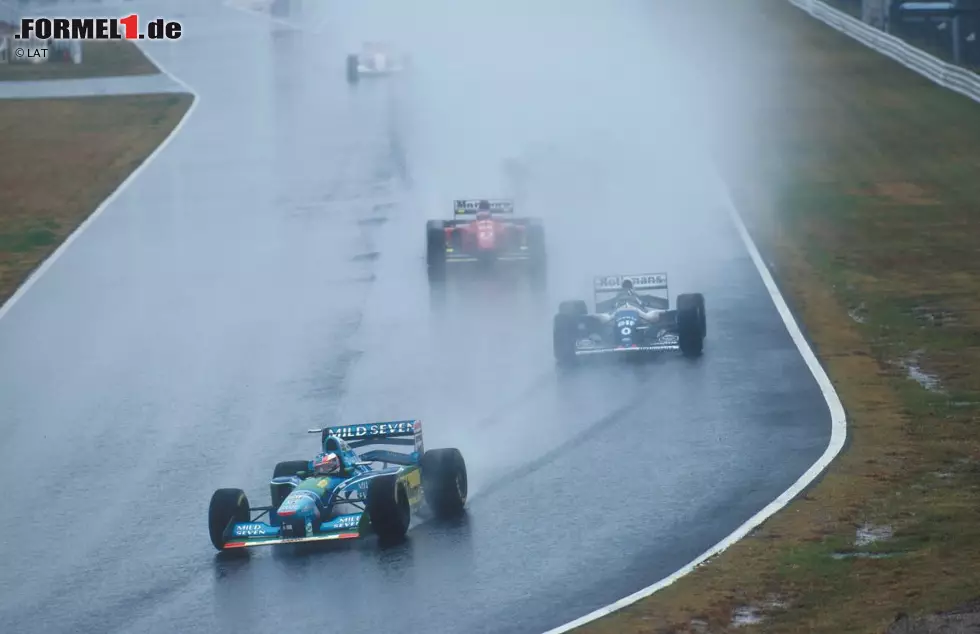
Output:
207,420,467,551
552,273,706,364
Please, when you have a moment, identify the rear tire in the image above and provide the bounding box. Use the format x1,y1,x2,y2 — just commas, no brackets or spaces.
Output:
209,488,250,551
346,54,359,84
367,476,411,541
558,300,588,316
699,297,707,337
421,448,467,518
426,220,447,282
273,460,309,479
676,293,706,357
271,460,308,507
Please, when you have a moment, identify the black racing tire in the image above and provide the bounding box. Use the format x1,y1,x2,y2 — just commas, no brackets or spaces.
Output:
421,448,467,518
526,222,547,288
426,220,447,282
676,293,706,357
553,312,581,365
367,476,411,541
558,299,588,316
273,460,309,479
346,54,359,84
699,296,707,337
208,488,250,551
270,460,308,507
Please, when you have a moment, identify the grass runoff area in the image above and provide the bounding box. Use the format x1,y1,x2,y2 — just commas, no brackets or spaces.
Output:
575,1,980,633
0,40,157,81
0,92,192,304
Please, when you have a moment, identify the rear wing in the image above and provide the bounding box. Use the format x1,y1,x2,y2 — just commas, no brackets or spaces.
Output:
308,419,424,459
453,198,514,216
593,273,669,302
594,273,668,292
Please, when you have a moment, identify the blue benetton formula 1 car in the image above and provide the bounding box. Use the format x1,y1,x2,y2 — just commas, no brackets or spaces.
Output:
208,420,467,551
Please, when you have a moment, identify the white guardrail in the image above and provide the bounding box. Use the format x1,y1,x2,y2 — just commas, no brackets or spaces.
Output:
789,0,980,104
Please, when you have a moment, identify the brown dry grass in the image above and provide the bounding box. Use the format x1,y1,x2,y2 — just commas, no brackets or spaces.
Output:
0,93,193,304
574,1,980,633
0,40,157,81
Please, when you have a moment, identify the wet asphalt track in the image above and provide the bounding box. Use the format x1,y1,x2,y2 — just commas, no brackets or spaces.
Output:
0,1,831,633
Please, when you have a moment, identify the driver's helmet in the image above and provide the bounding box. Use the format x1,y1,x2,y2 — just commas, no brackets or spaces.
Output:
477,199,491,211
313,452,342,476
616,279,637,307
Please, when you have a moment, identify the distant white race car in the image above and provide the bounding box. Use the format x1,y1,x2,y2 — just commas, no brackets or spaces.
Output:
346,43,409,84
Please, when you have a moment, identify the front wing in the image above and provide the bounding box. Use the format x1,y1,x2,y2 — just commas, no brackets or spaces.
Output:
357,65,402,75
222,512,366,550
574,334,681,355
356,56,405,75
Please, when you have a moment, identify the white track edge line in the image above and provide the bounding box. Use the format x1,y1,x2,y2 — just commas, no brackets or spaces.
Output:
0,43,201,323
540,176,848,634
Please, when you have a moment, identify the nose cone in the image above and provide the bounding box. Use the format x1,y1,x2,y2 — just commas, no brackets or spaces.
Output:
616,309,638,343
476,224,495,249
277,490,318,518
278,490,322,537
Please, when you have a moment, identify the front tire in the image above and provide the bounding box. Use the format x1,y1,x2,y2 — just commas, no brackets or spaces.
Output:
367,476,411,541
346,54,359,84
421,448,467,518
553,313,580,365
426,220,447,282
209,488,250,551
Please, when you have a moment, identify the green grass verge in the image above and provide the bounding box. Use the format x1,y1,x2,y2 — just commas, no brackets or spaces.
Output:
0,93,193,304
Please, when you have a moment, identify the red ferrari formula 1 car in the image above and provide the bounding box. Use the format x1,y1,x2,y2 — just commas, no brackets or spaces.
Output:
425,199,546,283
